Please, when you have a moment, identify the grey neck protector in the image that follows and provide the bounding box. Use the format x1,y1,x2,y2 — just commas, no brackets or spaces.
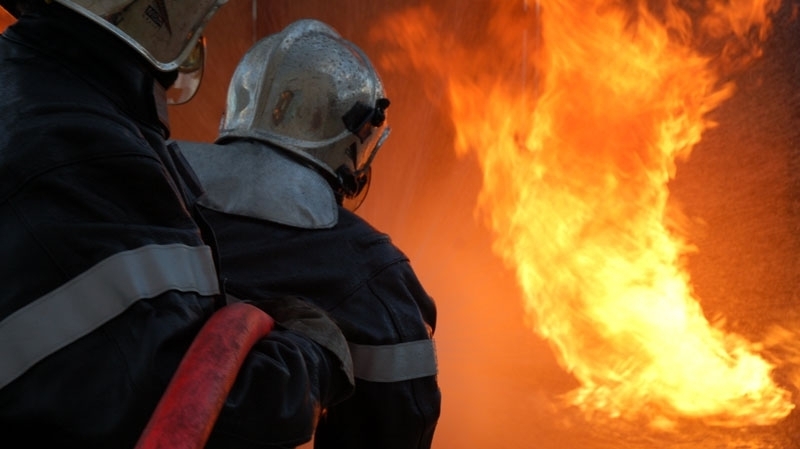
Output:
177,139,338,229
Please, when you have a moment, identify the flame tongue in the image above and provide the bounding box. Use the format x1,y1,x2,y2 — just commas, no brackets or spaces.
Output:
379,0,793,428
468,0,792,427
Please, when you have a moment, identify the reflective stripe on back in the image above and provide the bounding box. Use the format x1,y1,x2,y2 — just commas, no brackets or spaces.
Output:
0,243,220,390
348,339,438,383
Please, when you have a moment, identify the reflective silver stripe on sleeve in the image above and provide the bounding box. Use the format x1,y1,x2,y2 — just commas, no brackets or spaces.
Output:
0,243,219,390
348,339,438,383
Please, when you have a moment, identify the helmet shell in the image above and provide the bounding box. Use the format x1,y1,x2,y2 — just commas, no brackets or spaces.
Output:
218,19,390,196
51,0,226,71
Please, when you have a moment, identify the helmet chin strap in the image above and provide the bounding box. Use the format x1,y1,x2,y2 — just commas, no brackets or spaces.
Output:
337,166,371,211
336,164,369,200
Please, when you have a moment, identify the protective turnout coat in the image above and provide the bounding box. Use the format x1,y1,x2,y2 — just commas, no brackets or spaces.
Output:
181,139,441,449
0,6,350,448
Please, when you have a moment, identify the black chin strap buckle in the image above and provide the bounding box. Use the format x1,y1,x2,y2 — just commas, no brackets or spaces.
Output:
342,98,391,140
371,98,390,126
336,165,368,199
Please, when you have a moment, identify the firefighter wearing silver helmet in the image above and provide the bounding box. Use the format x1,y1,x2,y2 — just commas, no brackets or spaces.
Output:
218,18,391,210
179,19,441,449
0,2,354,448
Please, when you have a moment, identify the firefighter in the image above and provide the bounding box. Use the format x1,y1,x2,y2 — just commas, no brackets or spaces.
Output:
0,2,354,448
178,19,441,449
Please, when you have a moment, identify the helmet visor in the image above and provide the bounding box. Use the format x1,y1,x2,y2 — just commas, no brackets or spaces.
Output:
167,36,205,105
355,121,390,175
340,123,389,209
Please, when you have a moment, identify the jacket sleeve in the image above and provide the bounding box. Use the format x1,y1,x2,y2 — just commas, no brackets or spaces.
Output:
204,293,354,448
208,325,354,448
314,258,442,449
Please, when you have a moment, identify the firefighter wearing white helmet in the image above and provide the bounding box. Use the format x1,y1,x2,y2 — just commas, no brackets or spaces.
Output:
0,2,354,448
179,19,441,449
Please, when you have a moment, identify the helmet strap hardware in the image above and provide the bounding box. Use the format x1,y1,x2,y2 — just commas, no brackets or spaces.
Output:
371,98,390,126
336,165,359,198
342,98,391,142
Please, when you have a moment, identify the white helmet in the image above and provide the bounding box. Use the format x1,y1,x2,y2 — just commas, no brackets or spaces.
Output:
22,0,226,72
218,19,391,206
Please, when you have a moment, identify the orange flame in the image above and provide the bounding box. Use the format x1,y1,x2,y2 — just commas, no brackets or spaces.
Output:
0,8,14,32
376,0,793,429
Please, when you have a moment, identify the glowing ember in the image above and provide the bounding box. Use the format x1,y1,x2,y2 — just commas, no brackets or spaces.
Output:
376,0,793,428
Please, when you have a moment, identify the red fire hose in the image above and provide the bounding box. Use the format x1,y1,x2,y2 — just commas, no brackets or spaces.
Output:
135,302,275,449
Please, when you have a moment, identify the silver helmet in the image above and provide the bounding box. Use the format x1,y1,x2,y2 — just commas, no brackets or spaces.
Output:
49,0,226,72
218,19,391,206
